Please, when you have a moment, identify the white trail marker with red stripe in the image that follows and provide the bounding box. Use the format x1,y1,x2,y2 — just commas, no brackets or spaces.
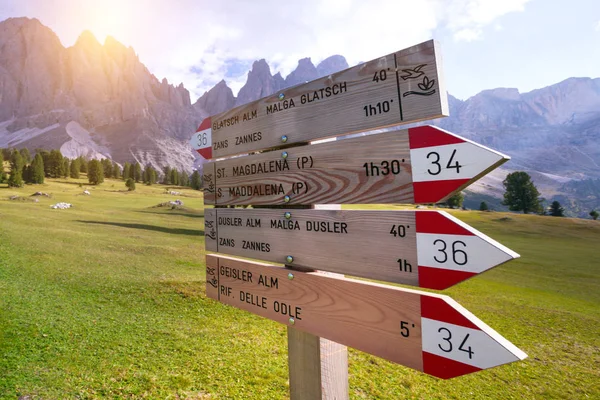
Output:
204,209,518,289
203,125,509,206
206,254,527,379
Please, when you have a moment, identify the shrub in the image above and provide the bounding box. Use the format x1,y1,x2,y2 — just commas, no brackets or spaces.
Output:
126,178,136,191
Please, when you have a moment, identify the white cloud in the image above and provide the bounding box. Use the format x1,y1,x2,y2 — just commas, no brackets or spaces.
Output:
437,0,531,41
2,0,531,100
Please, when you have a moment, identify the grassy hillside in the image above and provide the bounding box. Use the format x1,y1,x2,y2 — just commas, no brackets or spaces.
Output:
0,178,598,399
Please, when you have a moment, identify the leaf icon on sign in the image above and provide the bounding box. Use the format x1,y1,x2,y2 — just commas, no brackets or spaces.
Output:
418,76,435,91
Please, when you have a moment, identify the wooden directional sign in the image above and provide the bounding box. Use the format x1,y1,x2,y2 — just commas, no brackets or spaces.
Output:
206,254,527,379
191,40,448,160
203,125,509,206
204,209,519,290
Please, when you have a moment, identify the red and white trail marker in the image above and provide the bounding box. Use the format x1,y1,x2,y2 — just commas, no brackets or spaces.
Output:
414,210,519,289
202,125,509,206
206,254,528,379
190,118,212,160
204,209,519,289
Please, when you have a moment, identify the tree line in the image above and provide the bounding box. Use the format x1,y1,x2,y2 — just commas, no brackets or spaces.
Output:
0,148,202,190
421,170,597,220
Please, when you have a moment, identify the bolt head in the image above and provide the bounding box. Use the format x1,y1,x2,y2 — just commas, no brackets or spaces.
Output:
284,212,291,219
283,195,290,203
278,93,285,100
287,272,294,280
288,317,295,325
281,135,288,143
286,255,294,263
282,151,288,159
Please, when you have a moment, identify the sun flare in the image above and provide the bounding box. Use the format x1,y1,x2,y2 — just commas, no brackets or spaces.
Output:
77,0,136,45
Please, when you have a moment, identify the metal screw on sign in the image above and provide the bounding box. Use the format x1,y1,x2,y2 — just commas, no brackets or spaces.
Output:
278,93,285,100
288,318,295,325
282,151,288,159
281,135,288,143
287,273,294,280
284,195,290,203
286,255,294,263
284,212,292,219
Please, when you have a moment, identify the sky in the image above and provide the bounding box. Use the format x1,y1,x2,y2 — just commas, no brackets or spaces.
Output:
0,0,598,101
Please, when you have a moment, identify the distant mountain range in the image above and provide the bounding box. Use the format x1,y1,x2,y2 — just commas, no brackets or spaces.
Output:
0,17,598,216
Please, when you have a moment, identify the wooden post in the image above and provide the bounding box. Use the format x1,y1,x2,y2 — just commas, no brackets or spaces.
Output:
287,203,349,400
287,327,348,400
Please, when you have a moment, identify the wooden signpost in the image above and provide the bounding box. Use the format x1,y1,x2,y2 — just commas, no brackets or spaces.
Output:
204,208,519,289
206,254,527,379
195,39,527,398
203,125,509,206
191,40,448,160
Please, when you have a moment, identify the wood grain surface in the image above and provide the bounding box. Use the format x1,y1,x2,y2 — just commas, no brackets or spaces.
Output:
204,128,414,206
193,40,448,159
205,254,424,372
204,208,419,286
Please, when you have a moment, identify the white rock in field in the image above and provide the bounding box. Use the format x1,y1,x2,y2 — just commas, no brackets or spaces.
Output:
50,202,72,209
83,190,90,195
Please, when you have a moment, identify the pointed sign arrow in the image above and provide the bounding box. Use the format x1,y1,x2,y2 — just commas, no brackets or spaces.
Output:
206,254,527,379
202,125,509,206
204,209,518,289
191,40,448,160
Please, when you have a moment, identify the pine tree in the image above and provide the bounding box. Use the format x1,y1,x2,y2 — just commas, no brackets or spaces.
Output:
149,167,156,185
112,162,121,179
0,151,6,183
190,170,202,190
590,210,599,220
88,159,104,185
126,178,136,191
162,166,171,184
502,171,542,214
19,148,31,164
102,159,113,179
49,150,63,178
70,158,80,179
549,201,565,217
22,164,32,184
143,164,156,185
445,192,464,208
31,153,45,184
78,156,88,173
8,149,24,187
170,169,179,186
123,162,131,181
134,162,142,182
39,150,51,177
179,170,189,186
62,158,70,178
479,201,489,211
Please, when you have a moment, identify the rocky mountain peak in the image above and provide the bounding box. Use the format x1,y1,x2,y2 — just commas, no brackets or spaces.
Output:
317,55,349,77
478,88,521,101
273,72,285,88
285,57,318,87
103,35,137,66
523,77,600,124
194,79,235,116
74,30,102,50
235,59,282,106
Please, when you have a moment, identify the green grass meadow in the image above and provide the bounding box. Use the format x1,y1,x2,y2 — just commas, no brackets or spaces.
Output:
0,178,599,399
